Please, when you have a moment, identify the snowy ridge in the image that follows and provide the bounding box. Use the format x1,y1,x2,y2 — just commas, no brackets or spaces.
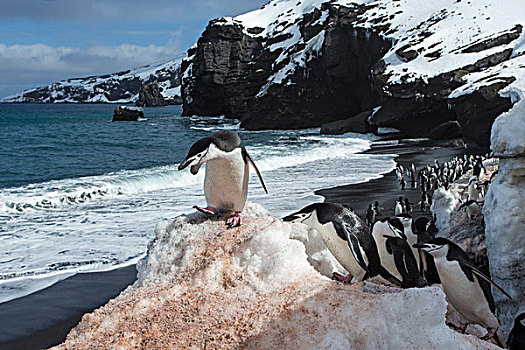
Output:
2,54,185,104
358,0,525,99
198,0,525,102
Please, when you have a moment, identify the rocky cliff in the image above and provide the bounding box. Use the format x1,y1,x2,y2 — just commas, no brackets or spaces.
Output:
53,203,499,349
182,0,525,147
2,55,184,106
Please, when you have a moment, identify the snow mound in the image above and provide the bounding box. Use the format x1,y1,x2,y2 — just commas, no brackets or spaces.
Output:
484,99,525,333
490,99,525,157
54,202,497,349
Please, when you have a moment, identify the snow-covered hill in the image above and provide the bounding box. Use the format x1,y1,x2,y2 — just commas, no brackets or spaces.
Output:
182,0,525,145
2,54,185,105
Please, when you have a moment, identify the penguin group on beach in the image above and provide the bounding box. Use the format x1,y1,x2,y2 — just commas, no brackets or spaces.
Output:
178,131,511,346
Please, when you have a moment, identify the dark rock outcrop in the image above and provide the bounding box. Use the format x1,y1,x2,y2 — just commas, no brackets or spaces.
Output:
428,121,462,140
112,106,144,121
183,4,391,130
449,79,514,147
181,18,267,118
321,110,378,135
181,1,521,148
137,81,167,107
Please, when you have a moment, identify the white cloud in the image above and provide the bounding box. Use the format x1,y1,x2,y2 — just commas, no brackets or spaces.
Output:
0,43,183,98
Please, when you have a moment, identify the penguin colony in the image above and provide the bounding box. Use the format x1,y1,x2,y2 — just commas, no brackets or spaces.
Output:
179,131,515,347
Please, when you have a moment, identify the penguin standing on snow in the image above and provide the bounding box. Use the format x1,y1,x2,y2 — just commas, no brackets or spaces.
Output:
414,238,511,344
178,130,268,227
283,202,382,283
467,176,482,202
458,200,481,219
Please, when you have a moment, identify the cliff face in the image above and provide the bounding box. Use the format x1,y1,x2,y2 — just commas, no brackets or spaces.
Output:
182,0,525,147
182,3,391,130
54,203,498,349
3,56,184,106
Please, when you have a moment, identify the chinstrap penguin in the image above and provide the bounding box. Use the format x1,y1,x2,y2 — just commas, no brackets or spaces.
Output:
283,202,382,284
178,130,267,227
458,200,481,219
414,238,511,343
507,312,525,350
371,217,426,288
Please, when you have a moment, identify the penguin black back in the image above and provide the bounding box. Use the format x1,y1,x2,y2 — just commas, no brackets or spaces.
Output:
508,313,525,350
209,130,242,152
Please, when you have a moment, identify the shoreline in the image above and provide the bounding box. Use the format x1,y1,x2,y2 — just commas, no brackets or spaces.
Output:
317,138,483,218
0,137,481,349
0,265,137,349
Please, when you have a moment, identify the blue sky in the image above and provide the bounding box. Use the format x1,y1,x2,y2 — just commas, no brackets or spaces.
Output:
0,0,267,98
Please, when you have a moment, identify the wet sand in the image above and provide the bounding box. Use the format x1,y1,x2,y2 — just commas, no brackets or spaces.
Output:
317,138,481,219
0,265,136,350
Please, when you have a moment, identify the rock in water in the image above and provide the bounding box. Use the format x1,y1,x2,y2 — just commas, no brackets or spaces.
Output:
429,121,463,140
53,203,498,349
320,110,378,135
112,106,144,122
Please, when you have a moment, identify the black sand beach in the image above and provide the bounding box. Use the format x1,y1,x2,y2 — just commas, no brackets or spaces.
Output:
0,137,482,350
0,265,136,350
318,138,482,219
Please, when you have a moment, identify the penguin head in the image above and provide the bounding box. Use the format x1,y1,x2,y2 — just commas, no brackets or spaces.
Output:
387,217,406,239
414,217,430,234
283,203,318,226
283,202,343,227
413,237,450,259
178,137,212,174
178,130,242,175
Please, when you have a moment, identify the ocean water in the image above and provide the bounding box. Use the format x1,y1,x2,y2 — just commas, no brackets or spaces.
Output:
0,104,396,303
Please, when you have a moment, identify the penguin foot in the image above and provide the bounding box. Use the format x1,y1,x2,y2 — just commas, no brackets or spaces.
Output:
481,327,498,341
332,272,353,284
226,212,242,228
193,206,217,215
446,322,468,334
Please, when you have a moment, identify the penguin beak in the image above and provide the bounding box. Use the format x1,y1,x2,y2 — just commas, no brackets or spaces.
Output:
282,214,300,222
178,157,194,171
178,157,203,175
412,243,428,249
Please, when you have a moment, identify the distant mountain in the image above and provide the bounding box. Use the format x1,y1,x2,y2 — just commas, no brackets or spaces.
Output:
2,54,186,106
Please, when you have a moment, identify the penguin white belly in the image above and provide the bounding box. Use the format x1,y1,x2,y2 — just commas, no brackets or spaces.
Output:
466,203,480,218
405,230,422,271
376,236,403,281
468,185,481,201
204,155,249,212
395,203,403,215
436,260,498,328
317,223,367,281
371,222,403,281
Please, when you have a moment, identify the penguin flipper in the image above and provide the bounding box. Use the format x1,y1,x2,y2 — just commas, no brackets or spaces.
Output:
468,265,512,300
241,146,268,194
333,219,369,273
